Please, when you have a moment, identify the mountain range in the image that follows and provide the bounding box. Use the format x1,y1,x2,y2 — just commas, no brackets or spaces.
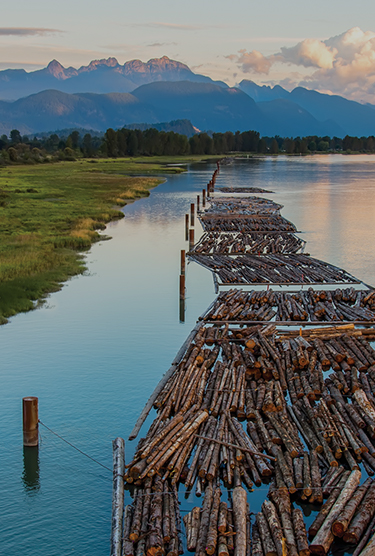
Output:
1,57,375,138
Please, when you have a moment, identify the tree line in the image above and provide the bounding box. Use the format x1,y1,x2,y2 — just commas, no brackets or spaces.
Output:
1,127,375,164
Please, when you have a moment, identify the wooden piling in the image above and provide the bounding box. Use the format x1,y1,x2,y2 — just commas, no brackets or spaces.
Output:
197,195,200,211
23,397,38,447
110,437,125,556
203,189,206,206
185,214,189,241
180,250,186,276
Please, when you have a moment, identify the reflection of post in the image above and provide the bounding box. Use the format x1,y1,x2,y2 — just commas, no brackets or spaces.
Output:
189,229,195,250
202,189,206,207
23,397,38,446
179,274,185,299
179,274,185,322
180,250,185,275
197,195,200,211
185,214,189,241
190,203,195,227
179,298,185,323
22,446,40,492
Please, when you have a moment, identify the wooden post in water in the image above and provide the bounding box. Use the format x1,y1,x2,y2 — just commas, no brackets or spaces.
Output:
185,214,189,240
197,194,200,211
23,397,38,447
189,228,195,250
202,188,206,207
190,203,195,227
181,250,186,275
111,437,125,556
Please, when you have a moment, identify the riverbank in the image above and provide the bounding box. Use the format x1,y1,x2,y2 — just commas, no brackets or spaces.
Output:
0,156,213,324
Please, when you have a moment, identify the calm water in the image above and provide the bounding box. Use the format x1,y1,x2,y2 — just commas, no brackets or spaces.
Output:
1,155,375,555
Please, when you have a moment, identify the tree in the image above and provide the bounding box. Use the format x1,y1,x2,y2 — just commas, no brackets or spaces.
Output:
270,139,279,154
104,128,118,157
127,131,139,156
8,147,17,161
317,140,329,151
82,133,94,157
308,140,316,152
257,138,267,154
69,131,80,149
10,129,22,144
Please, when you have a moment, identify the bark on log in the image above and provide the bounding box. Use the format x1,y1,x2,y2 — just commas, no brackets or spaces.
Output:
111,438,125,556
233,485,248,556
292,508,310,556
262,499,284,556
343,479,375,544
257,511,277,556
309,469,361,555
123,506,134,556
332,477,371,537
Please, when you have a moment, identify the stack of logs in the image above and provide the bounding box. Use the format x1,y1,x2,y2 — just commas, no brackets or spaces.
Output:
190,253,360,284
202,197,283,216
123,478,183,556
217,187,273,193
123,322,375,554
191,232,305,255
199,214,297,233
202,288,375,322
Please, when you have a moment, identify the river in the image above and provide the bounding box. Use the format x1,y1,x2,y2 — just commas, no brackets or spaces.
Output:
1,155,375,555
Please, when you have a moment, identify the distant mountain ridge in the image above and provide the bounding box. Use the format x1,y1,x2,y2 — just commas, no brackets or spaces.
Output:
0,56,227,100
1,58,375,138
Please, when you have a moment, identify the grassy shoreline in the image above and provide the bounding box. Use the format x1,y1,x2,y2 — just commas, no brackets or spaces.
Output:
0,156,212,324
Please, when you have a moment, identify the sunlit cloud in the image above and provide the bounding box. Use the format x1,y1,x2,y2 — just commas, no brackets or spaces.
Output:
0,27,62,36
228,27,375,101
226,50,275,74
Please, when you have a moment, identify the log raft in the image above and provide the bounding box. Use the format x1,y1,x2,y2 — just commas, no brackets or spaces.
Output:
115,168,375,555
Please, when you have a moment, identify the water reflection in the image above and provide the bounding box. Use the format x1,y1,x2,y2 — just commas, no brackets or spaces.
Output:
22,446,40,492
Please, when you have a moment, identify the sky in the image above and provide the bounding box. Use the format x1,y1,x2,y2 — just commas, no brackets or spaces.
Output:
2,0,375,102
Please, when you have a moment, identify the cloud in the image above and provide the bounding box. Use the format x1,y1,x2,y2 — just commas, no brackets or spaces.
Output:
0,28,62,36
131,22,203,31
228,27,375,102
147,42,177,47
129,22,226,31
227,50,274,74
279,39,337,69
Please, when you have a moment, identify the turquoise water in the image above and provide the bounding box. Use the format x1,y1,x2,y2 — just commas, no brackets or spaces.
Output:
1,156,375,555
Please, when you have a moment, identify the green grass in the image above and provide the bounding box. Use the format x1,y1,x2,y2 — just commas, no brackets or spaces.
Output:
0,157,206,324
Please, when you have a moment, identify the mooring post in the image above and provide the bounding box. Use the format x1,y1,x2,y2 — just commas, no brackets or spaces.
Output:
179,274,185,300
197,194,200,211
185,214,189,240
190,203,195,227
23,397,39,447
181,250,186,275
189,228,195,250
202,188,206,207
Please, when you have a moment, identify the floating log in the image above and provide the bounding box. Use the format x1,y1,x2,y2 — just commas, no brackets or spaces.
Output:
309,469,361,555
292,508,310,556
111,438,125,556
